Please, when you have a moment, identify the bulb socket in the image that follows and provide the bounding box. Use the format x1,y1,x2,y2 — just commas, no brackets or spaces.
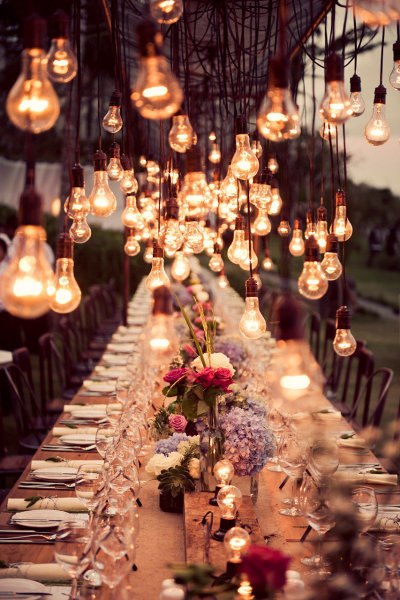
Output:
57,232,74,259
336,305,351,330
226,560,240,578
212,517,236,542
373,84,387,104
109,89,121,107
185,146,202,173
317,205,327,221
350,73,362,93
245,277,259,298
270,177,279,190
109,142,121,158
326,233,339,253
137,18,163,58
165,196,179,220
121,154,133,171
235,116,248,135
306,209,314,224
335,189,346,207
235,215,245,231
19,185,43,226
213,243,221,255
393,40,400,62
152,286,173,315
93,149,107,171
153,241,164,258
23,14,46,50
304,236,320,261
268,56,289,89
294,218,300,230
50,10,69,40
325,53,344,83
72,163,84,188
276,293,305,341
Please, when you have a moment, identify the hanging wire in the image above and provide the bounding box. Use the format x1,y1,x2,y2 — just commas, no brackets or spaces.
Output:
379,25,386,85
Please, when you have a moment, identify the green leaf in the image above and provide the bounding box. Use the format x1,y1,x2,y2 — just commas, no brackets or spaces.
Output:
24,495,44,508
182,394,198,421
45,456,64,463
196,399,209,416
65,424,78,429
173,293,206,367
340,433,355,439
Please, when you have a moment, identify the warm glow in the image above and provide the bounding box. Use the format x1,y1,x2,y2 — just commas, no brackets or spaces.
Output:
13,274,43,298
142,84,168,99
19,94,49,114
280,374,311,390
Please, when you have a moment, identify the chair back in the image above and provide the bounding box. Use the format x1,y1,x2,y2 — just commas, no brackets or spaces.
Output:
12,347,35,394
350,367,394,429
38,333,67,411
3,364,42,443
308,311,321,363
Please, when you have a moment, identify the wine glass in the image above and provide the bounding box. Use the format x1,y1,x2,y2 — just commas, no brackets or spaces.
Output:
351,486,378,534
92,520,135,596
54,520,92,599
95,423,117,458
106,398,123,426
308,438,339,484
378,535,400,598
277,431,307,516
267,408,287,472
75,465,104,518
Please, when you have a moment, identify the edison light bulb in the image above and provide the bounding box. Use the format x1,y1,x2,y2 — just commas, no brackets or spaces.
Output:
214,459,234,486
171,251,190,281
7,17,60,133
217,485,243,519
65,164,90,219
316,206,328,253
298,237,328,300
231,132,259,180
220,166,238,201
124,234,141,257
305,213,317,240
390,41,400,90
46,11,77,83
227,217,247,264
239,239,258,271
159,198,184,253
224,527,250,565
268,156,279,174
365,85,390,146
121,195,145,230
143,240,153,263
332,191,353,242
321,234,342,280
208,142,221,164
102,90,122,133
319,121,337,141
49,235,81,314
253,209,271,236
131,19,183,120
239,277,267,339
168,114,193,153
120,156,138,194
319,53,352,125
333,306,357,357
150,0,183,24
262,253,274,271
89,150,117,217
145,245,170,291
1,225,53,318
251,139,263,158
218,271,229,288
349,74,365,117
209,246,224,272
250,183,272,211
107,142,124,181
257,57,300,141
269,180,283,215
277,219,291,237
69,216,91,244
184,220,204,253
289,221,305,256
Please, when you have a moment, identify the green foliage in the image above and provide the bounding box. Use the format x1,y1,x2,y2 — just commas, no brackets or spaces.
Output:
24,495,44,508
157,465,195,498
170,563,236,599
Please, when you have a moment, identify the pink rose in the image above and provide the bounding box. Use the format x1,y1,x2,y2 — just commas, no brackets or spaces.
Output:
194,367,216,389
240,546,291,594
163,368,188,384
192,302,213,313
194,367,234,392
168,414,188,433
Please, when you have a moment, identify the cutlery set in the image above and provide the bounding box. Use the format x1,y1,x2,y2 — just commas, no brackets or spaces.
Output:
41,445,96,452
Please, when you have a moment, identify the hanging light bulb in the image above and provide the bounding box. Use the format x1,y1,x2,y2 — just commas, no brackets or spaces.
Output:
239,235,258,271
224,527,251,576
316,205,328,253
146,159,160,181
251,129,263,158
389,40,400,90
107,142,124,181
208,142,221,164
289,219,305,256
48,233,81,314
250,182,272,212
257,57,300,141
1,179,54,318
163,159,179,185
331,190,353,242
298,236,328,300
227,216,247,264
124,231,141,257
353,2,400,26
262,247,275,271
150,0,183,24
46,10,77,83
121,194,145,230
321,233,342,280
209,130,216,142
239,277,267,339
159,196,184,253
208,245,224,272
365,84,390,146
145,243,170,291
131,19,183,120
181,147,211,218
253,271,262,290
147,288,178,356
183,219,205,254
102,90,123,133
139,155,147,168
120,155,139,195
304,210,317,240
319,53,352,125
168,114,193,153
218,270,229,288
231,118,259,180
268,179,283,215
170,250,190,281
220,165,238,202
143,239,154,263
333,306,357,357
64,164,90,219
6,15,60,133
89,150,117,217
203,223,216,256
69,216,91,244
277,219,291,237
252,208,271,236
319,121,337,141
349,74,365,117
267,155,279,174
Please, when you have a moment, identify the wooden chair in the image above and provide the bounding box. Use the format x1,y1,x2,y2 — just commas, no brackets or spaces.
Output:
321,318,337,395
38,333,77,414
0,399,31,487
308,311,321,363
349,367,394,430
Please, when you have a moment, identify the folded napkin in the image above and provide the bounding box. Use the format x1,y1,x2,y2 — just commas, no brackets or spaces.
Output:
31,459,103,469
64,403,120,413
111,333,139,343
7,497,87,512
52,427,98,437
335,471,398,486
102,354,128,366
94,366,127,379
313,409,342,421
82,380,115,393
337,434,367,449
106,343,135,354
0,564,70,583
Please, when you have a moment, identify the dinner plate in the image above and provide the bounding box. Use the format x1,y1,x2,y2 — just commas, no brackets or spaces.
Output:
106,343,135,354
69,408,107,419
59,434,96,445
0,578,48,600
11,509,71,529
31,467,78,482
102,355,128,366
83,381,115,394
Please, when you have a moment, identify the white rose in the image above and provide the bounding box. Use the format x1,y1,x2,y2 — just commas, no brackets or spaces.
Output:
145,451,183,477
190,284,203,295
191,352,235,375
189,458,200,479
196,291,209,302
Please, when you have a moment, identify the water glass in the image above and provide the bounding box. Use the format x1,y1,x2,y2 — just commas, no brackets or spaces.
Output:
351,486,378,533
54,520,92,599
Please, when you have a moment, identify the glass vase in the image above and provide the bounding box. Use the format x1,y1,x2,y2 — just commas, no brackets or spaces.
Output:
199,396,224,492
250,473,259,504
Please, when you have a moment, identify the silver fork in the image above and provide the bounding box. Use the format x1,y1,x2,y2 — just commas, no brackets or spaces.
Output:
19,481,76,489
0,533,56,541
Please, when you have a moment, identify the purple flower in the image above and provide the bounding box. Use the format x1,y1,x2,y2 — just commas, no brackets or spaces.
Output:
155,433,191,455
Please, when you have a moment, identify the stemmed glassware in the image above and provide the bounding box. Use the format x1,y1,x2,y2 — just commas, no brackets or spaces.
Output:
277,431,307,516
95,422,117,458
75,464,105,520
54,520,92,599
351,486,378,534
308,438,339,484
267,408,287,472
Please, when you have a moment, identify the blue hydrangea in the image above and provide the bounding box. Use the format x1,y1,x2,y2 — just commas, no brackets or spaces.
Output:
155,433,190,455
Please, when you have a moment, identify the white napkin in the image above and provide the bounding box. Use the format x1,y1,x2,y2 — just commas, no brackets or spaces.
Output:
102,354,128,366
63,403,120,413
7,497,87,512
335,471,398,486
0,564,70,582
52,427,98,437
31,460,103,469
111,333,139,343
106,343,135,354
94,366,127,379
82,380,115,393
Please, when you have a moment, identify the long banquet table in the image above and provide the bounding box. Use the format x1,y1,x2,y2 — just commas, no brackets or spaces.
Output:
0,276,399,599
